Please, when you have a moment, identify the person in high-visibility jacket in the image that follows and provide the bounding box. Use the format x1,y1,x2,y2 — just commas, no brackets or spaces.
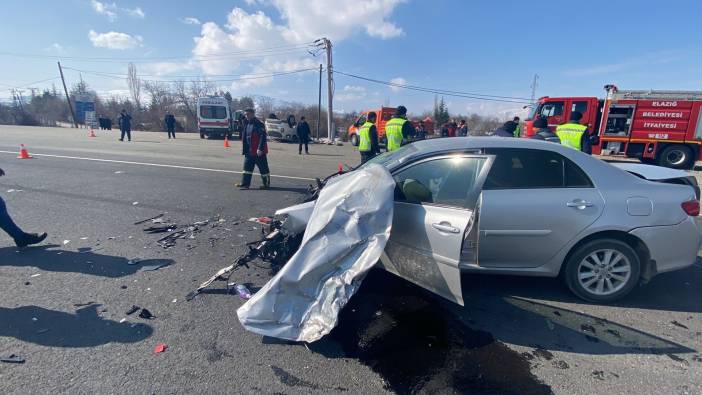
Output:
358,111,380,164
556,111,592,154
384,105,415,152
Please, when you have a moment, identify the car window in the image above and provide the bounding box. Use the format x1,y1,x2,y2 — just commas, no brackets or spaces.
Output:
393,156,487,208
540,102,564,117
483,148,592,189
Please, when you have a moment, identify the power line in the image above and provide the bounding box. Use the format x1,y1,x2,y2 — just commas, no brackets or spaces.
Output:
62,66,320,79
0,42,317,63
334,70,533,104
0,76,60,90
64,67,318,83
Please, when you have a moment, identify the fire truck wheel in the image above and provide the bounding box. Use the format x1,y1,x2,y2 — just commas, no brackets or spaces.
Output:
349,134,359,146
658,145,693,169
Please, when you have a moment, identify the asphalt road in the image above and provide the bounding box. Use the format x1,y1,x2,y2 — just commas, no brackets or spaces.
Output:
0,125,701,394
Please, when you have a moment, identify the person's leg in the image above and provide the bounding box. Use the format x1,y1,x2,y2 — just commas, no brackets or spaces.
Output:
236,155,255,188
167,130,171,139
120,129,125,141
257,156,271,189
0,196,26,241
298,141,302,154
126,129,131,141
304,140,309,154
172,129,176,139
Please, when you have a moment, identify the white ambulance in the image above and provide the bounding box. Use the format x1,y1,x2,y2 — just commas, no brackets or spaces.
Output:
197,97,232,139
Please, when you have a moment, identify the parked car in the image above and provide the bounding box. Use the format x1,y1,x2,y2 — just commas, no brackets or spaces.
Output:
345,137,702,304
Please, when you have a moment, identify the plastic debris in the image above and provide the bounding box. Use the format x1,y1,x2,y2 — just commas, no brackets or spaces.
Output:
125,305,140,315
132,202,139,205
138,308,155,319
29,273,41,278
6,189,23,193
154,343,167,353
231,284,253,300
63,240,70,245
0,354,25,364
80,237,88,240
119,318,127,323
133,213,165,225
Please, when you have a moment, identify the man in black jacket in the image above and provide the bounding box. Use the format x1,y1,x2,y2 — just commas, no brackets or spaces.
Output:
0,167,47,247
530,116,560,143
236,108,271,189
164,111,176,139
296,116,311,154
118,109,132,142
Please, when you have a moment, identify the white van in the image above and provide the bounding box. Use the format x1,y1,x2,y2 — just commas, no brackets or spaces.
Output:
197,97,232,139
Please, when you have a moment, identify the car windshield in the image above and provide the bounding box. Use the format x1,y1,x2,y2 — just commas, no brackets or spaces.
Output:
359,144,419,170
525,104,540,121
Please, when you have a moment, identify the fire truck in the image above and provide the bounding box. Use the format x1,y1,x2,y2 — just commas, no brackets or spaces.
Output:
348,107,434,146
524,85,702,169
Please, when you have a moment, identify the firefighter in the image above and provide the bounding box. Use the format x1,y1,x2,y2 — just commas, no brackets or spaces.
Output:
359,111,380,164
385,105,414,152
556,111,591,154
235,108,271,189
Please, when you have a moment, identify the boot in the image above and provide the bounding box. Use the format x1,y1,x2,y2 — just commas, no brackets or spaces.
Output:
15,232,48,248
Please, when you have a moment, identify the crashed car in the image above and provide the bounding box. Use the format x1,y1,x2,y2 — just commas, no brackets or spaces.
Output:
301,137,702,304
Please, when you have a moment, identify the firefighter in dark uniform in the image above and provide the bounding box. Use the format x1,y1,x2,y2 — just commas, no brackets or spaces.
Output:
236,108,271,189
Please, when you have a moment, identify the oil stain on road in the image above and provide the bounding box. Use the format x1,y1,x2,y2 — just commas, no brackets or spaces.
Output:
315,270,553,395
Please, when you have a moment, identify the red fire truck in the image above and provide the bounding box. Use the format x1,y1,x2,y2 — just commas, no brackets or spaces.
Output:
524,85,702,169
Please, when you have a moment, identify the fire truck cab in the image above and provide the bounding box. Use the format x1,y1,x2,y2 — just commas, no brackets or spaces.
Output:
524,86,702,169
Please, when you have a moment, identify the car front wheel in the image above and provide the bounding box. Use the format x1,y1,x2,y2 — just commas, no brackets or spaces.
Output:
564,239,640,303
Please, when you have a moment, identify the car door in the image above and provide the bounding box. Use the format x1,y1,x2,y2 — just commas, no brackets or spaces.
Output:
379,154,494,305
478,148,604,268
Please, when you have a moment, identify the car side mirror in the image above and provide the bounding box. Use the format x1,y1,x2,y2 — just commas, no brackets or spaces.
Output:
401,179,433,203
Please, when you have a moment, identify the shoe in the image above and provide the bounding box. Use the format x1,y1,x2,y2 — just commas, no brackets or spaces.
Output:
119,139,123,141
235,183,250,190
259,185,270,190
15,232,48,248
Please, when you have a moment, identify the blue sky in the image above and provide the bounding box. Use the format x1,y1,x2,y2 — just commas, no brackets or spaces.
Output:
1,0,701,117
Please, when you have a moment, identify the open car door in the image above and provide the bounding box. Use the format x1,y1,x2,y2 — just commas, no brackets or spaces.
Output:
379,154,494,305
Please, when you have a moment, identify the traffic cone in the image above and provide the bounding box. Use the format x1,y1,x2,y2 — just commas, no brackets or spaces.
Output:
88,128,96,138
224,136,230,148
17,144,32,159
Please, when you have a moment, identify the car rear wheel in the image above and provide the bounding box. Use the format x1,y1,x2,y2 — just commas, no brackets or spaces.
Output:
564,239,640,303
350,134,359,146
658,145,693,169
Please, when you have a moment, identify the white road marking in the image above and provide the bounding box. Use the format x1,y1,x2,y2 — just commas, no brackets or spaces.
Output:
0,150,315,181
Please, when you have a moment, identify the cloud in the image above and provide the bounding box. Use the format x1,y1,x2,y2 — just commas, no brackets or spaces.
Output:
44,43,67,55
182,17,201,25
91,1,145,20
389,77,407,92
336,85,367,101
91,0,117,21
88,30,143,50
126,7,145,18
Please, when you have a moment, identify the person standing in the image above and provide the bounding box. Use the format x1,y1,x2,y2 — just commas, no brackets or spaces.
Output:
415,121,427,140
164,111,176,139
296,116,311,155
0,167,47,247
235,108,271,189
458,120,469,136
359,111,380,164
556,111,591,154
513,116,522,137
118,109,132,142
530,116,560,143
493,121,517,137
385,105,414,152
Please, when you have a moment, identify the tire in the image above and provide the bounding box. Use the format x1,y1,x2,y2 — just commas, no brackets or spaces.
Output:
350,134,359,146
564,239,641,303
657,145,693,169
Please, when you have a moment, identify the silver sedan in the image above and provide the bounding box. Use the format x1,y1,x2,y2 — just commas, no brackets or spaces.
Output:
361,137,702,303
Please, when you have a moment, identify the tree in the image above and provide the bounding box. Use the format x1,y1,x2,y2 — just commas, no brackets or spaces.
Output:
433,96,449,126
127,63,141,109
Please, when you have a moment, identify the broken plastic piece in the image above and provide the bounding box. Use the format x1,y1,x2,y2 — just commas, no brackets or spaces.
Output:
154,343,167,353
134,213,165,225
138,308,155,319
232,284,252,300
0,354,25,364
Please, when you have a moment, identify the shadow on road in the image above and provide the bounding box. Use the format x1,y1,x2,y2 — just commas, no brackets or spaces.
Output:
0,304,152,347
0,244,174,278
303,269,693,394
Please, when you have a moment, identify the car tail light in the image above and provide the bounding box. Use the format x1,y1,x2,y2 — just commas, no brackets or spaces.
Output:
681,200,700,216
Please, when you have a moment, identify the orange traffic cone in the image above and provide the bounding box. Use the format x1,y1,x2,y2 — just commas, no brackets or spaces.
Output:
224,136,230,148
89,128,96,138
17,144,32,159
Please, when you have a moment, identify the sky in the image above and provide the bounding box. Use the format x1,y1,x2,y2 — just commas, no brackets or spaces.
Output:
1,0,701,118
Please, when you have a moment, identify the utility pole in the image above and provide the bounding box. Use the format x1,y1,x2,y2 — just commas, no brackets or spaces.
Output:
323,38,334,141
317,63,322,140
530,74,539,103
58,61,78,128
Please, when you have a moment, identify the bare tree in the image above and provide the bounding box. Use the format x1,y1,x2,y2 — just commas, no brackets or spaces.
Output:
127,62,141,109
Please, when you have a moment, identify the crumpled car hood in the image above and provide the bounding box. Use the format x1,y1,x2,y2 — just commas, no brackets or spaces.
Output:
237,164,396,342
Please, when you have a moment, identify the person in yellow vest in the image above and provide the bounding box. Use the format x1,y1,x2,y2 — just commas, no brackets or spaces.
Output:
358,111,380,164
384,105,415,152
556,111,592,154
